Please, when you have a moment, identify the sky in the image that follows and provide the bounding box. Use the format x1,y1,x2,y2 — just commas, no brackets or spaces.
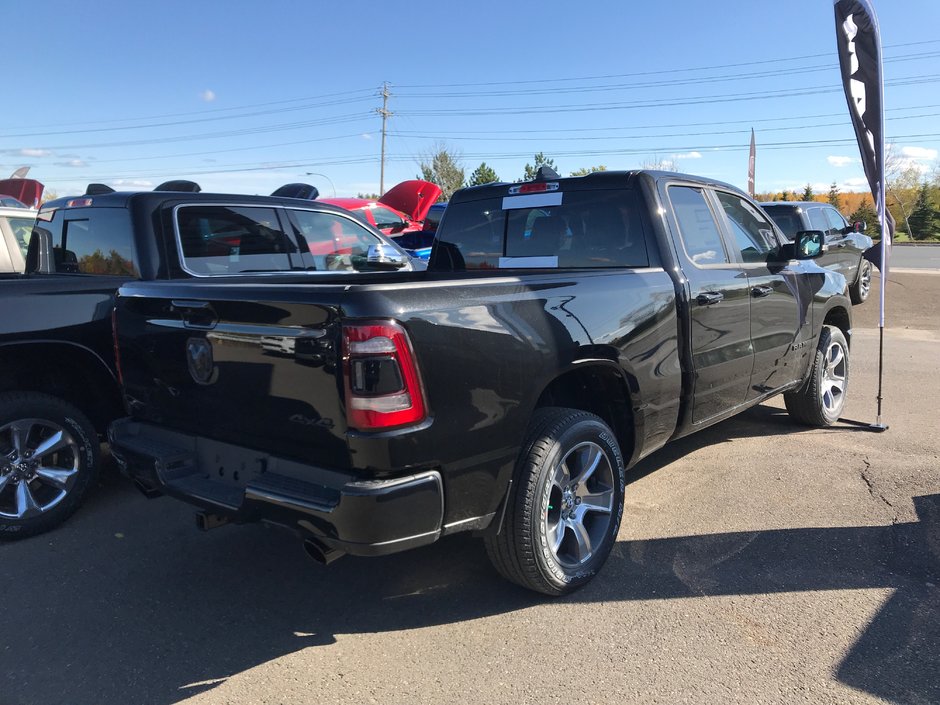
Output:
3,0,939,201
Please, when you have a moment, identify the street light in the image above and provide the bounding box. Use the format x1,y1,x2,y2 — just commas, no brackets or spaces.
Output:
304,172,336,198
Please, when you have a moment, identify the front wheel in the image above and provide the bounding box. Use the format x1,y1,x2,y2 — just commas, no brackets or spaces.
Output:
850,259,873,304
784,325,850,426
485,408,625,596
0,392,99,539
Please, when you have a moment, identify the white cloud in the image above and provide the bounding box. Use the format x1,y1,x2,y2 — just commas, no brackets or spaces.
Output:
56,159,87,168
113,179,154,188
843,177,868,188
361,133,373,141
20,148,52,157
200,89,216,102
672,151,702,160
827,156,856,167
901,146,938,160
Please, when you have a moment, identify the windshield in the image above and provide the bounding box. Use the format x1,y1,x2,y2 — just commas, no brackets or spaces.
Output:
369,206,407,230
760,205,803,240
5,216,36,257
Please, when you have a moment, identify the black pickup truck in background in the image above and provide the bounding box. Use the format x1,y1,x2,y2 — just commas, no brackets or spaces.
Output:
759,200,874,304
109,170,853,595
0,182,418,539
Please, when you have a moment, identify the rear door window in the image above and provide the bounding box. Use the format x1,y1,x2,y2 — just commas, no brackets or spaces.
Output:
433,190,649,270
176,205,296,276
54,208,137,275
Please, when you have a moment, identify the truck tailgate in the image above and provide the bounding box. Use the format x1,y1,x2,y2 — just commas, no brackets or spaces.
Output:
116,281,349,469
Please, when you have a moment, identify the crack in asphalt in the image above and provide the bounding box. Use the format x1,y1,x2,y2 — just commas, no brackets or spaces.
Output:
861,457,900,524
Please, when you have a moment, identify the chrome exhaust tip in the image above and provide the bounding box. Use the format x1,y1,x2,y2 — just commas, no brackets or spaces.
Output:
303,538,345,565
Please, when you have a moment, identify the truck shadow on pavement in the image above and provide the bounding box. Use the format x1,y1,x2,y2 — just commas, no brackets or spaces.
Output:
1,414,937,705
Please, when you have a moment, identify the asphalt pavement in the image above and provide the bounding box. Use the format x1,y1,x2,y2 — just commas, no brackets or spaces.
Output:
1,271,937,705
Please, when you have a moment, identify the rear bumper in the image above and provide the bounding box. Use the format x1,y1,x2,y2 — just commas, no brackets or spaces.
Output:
108,418,443,556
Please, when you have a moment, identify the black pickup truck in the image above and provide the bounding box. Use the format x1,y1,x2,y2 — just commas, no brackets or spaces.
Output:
109,170,852,595
0,182,418,539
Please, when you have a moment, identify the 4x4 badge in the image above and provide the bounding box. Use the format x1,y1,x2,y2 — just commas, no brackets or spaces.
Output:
186,337,218,385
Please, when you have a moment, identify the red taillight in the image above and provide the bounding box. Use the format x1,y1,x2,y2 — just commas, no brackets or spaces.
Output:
508,182,559,195
342,321,427,431
111,307,124,387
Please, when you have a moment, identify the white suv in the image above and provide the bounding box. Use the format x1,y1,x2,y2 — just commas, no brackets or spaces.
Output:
0,206,37,273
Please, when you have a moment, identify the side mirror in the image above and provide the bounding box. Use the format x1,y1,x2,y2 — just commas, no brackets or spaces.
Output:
854,220,866,233
366,243,408,270
793,230,827,259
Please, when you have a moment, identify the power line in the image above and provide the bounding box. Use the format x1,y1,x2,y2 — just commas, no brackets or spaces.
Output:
394,39,940,89
395,75,940,118
0,95,375,139
20,113,375,151
4,88,377,132
42,132,940,183
389,104,940,136
394,51,940,100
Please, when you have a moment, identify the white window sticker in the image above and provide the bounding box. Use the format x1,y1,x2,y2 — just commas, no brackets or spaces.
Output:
498,256,559,269
501,193,563,210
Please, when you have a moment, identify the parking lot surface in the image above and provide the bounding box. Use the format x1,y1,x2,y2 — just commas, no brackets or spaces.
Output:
2,271,937,705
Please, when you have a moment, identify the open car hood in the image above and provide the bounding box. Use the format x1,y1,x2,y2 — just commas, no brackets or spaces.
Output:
378,180,442,222
0,178,44,209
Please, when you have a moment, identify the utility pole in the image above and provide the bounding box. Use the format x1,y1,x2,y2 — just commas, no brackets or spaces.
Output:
376,82,392,196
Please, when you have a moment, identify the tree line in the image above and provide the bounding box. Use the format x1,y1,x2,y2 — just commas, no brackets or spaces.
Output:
414,145,940,241
415,147,607,203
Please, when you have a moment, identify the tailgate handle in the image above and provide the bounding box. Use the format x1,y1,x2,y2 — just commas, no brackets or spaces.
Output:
171,300,218,329
696,291,724,306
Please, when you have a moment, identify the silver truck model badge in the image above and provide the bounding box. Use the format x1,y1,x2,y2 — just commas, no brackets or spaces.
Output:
186,337,218,385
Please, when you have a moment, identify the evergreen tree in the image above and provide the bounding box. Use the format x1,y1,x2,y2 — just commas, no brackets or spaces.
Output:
827,181,842,211
468,162,499,187
907,182,940,240
781,190,794,201
570,165,607,177
522,153,558,181
849,198,880,238
801,183,815,201
417,147,465,202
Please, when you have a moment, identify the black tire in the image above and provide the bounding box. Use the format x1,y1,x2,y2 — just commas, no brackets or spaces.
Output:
485,407,625,596
784,325,850,426
850,259,873,305
0,392,99,539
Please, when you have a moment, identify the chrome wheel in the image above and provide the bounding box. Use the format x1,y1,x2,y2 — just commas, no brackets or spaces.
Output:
821,338,847,416
858,261,872,300
542,441,616,568
0,418,81,520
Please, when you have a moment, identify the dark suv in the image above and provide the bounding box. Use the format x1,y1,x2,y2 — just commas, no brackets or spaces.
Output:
759,201,874,304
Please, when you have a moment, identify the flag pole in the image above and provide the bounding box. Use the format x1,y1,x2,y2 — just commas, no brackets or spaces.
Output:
871,4,888,432
834,0,891,432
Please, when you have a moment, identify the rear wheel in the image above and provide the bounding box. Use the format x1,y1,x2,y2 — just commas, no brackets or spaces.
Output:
784,325,849,426
0,393,99,539
485,408,625,596
850,259,872,304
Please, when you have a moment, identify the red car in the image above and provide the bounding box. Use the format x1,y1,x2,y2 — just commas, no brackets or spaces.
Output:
319,179,442,237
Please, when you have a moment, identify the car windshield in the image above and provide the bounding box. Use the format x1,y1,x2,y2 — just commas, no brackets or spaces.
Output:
760,205,803,240
369,206,406,229
5,216,36,257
